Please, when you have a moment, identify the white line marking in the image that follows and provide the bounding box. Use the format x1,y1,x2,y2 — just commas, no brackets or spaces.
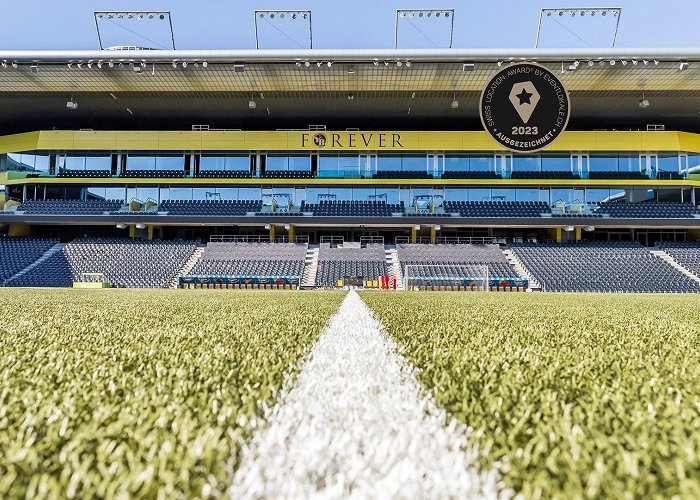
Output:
231,291,510,499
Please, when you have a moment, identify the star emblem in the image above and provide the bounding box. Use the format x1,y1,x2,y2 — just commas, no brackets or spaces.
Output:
516,88,533,105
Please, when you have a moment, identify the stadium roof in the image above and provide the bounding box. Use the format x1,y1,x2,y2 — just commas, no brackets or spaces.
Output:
2,48,700,134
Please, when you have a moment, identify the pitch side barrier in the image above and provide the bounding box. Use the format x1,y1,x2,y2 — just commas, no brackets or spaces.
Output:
405,276,528,291
179,274,300,289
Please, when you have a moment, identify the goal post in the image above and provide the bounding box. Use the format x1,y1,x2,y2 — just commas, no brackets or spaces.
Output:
402,264,490,291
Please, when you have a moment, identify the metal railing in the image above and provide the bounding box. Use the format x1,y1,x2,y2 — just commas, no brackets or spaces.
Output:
320,235,344,246
360,236,385,246
209,234,309,244
395,236,498,245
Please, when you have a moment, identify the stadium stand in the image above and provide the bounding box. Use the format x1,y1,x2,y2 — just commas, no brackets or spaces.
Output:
441,171,502,179
396,243,521,281
301,200,404,216
444,201,551,217
197,170,251,178
510,242,700,293
598,202,697,218
373,171,433,179
587,171,649,180
18,199,123,215
122,170,185,178
315,243,387,286
160,200,263,215
57,170,111,178
6,238,197,288
656,242,700,278
189,242,307,277
510,171,581,180
262,170,313,178
0,237,57,283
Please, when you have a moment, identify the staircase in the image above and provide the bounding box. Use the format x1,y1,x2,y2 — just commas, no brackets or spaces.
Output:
169,246,205,288
385,246,404,290
301,245,319,288
650,249,700,284
4,243,65,286
503,248,541,291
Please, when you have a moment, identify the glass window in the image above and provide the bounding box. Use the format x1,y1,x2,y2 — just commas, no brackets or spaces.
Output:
5,152,50,172
193,187,219,200
352,188,375,201
515,188,541,201
444,155,469,172
657,154,679,172
688,154,700,173
491,188,516,201
201,155,249,171
266,155,288,171
589,155,618,172
217,188,238,200
468,188,491,201
239,187,261,200
65,156,86,170
155,156,184,171
470,155,495,172
445,188,468,201
401,155,425,172
86,187,107,199
375,189,400,204
128,156,156,170
169,187,193,200
585,188,611,205
137,187,159,202
318,155,339,175
288,155,311,171
105,187,126,201
618,155,638,172
377,156,401,172
551,188,584,204
541,156,570,172
127,155,183,171
85,156,111,171
512,155,541,172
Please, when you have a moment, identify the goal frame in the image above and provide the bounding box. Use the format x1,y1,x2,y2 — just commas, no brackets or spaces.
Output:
402,264,490,291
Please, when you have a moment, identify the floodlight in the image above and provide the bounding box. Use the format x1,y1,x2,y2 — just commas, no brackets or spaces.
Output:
202,61,208,68
135,223,146,229
639,99,650,109
347,93,354,100
396,61,402,67
108,61,114,67
234,63,245,72
30,64,39,75
11,62,17,68
181,62,187,68
249,100,257,109
304,61,310,67
132,64,142,73
563,225,575,232
679,61,689,71
450,99,459,109
435,225,441,231
462,63,474,71
66,100,78,110
587,60,594,67
172,62,177,68
97,62,103,68
405,61,411,67
87,62,92,69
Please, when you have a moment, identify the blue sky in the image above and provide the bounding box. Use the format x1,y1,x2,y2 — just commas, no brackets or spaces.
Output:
1,0,698,50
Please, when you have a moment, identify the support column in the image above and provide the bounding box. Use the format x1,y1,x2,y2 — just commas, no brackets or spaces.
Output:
147,225,154,241
269,224,276,241
574,226,582,242
287,224,295,242
8,224,30,237
129,224,136,239
410,225,418,244
430,226,437,244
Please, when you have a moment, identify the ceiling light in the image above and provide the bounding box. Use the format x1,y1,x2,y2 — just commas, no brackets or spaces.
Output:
396,61,402,67
249,99,257,109
373,60,379,67
347,93,354,100
317,61,322,67
182,62,187,68
679,61,689,71
97,62,103,68
304,61,310,67
108,61,114,68
643,60,649,65
66,63,72,69
66,100,78,110
295,61,301,67
587,60,594,67
450,99,459,109
132,65,142,73
497,61,503,67
77,63,82,69
609,60,616,66
126,108,133,115
405,61,411,67
30,64,39,75
632,60,638,66
639,98,650,109
234,63,245,72
110,93,118,100
621,60,627,66
653,60,659,65
87,62,92,69
327,61,332,67
202,61,208,68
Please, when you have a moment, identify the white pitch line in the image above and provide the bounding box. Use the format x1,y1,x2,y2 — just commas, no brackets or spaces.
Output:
230,291,510,499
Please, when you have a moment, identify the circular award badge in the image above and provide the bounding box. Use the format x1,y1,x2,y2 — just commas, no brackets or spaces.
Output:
479,63,570,153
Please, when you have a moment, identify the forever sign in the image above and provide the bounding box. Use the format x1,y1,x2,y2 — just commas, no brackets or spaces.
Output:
480,63,570,153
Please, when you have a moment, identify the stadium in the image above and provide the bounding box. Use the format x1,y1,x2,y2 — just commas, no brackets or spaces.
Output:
1,3,699,499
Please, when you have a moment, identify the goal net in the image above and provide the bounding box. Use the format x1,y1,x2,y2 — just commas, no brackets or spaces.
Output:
403,264,490,291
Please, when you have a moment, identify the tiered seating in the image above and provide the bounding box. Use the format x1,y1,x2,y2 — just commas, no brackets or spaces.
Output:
0,237,57,283
7,238,197,288
301,200,404,216
511,171,580,180
189,242,307,277
160,200,262,215
511,242,700,293
656,242,700,278
197,170,251,178
444,201,551,217
57,170,111,178
441,171,502,179
588,171,648,180
657,172,684,180
315,243,387,286
19,199,122,215
373,171,433,179
397,243,520,282
122,170,185,178
598,202,696,218
263,170,313,178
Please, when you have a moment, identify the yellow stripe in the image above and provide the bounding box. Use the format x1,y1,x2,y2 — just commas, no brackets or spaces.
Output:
0,129,699,153
5,176,700,188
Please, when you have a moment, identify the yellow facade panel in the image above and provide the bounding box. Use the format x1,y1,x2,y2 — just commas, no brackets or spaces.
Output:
419,132,463,150
200,131,247,151
0,132,40,154
158,132,202,151
36,131,75,150
594,131,642,151
462,132,506,151
245,131,289,150
115,131,160,151
640,131,681,151
71,131,119,151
